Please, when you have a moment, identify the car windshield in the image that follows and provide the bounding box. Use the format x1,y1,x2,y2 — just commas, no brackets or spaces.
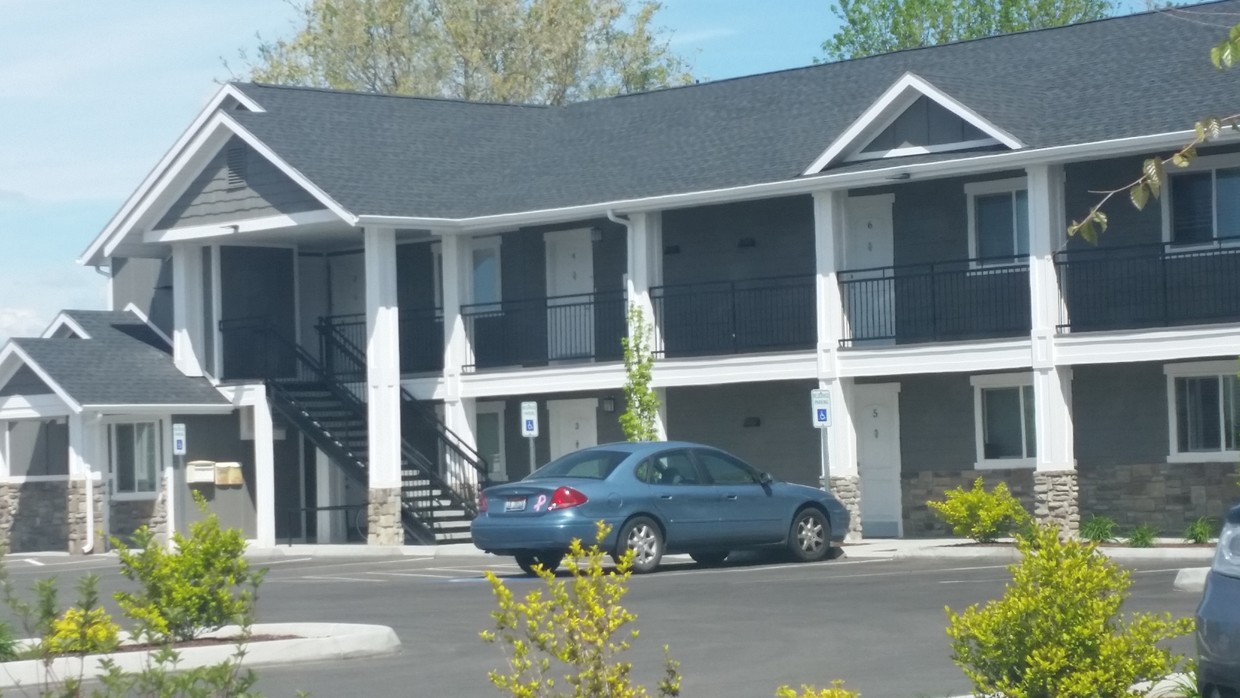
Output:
527,449,629,480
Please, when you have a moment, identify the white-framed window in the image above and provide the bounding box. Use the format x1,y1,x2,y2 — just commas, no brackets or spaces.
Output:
972,372,1035,468
1165,360,1240,462
1164,154,1240,245
469,236,502,311
966,178,1029,264
108,421,161,497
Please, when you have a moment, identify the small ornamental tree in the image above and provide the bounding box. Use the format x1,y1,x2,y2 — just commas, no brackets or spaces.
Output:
620,304,660,442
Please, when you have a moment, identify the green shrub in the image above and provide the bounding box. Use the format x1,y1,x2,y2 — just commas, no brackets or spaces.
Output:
481,521,681,697
775,681,859,697
946,524,1194,698
1184,517,1217,545
44,575,120,655
1080,515,1118,543
113,493,263,642
927,478,1029,543
1127,524,1159,548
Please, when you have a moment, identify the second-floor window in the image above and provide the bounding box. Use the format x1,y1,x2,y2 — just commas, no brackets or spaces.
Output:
1169,166,1240,244
966,178,1028,263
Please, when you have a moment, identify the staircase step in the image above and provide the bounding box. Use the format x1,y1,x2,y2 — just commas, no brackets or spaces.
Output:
434,530,473,542
431,518,473,530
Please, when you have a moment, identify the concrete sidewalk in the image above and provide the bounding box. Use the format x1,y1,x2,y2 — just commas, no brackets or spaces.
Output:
841,537,1215,563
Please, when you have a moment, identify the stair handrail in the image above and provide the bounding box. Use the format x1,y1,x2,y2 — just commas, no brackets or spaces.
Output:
315,315,492,488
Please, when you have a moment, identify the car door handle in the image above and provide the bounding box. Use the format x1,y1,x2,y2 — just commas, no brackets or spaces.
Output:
659,495,674,500
724,494,738,501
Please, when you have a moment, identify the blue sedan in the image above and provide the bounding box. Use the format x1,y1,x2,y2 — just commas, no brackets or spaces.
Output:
1197,503,1240,697
470,441,851,575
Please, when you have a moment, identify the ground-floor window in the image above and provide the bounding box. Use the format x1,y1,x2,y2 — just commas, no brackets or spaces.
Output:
1166,361,1240,460
109,422,159,495
972,373,1035,468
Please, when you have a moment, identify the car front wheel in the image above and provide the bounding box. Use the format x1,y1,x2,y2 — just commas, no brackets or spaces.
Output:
788,508,831,562
515,551,562,576
617,516,664,574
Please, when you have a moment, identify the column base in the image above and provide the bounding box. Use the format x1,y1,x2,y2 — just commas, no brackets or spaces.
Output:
368,488,404,546
1034,469,1079,535
829,475,862,543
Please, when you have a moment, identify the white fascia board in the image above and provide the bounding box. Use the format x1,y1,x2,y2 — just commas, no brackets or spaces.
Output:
0,344,82,413
0,394,72,419
652,352,817,388
356,128,1226,234
120,303,173,347
402,376,446,401
144,209,342,244
1056,324,1240,366
837,338,1033,377
216,382,268,407
79,84,265,267
86,403,235,415
94,112,355,264
803,72,1026,176
41,313,90,339
460,363,625,398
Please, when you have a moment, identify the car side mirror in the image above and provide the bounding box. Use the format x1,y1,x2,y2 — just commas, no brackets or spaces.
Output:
759,472,773,485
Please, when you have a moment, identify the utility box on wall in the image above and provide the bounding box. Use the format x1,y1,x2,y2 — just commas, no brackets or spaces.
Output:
214,462,243,487
187,460,216,485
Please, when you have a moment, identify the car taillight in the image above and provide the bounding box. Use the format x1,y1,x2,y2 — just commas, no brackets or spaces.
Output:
1214,518,1240,578
548,486,588,511
478,492,488,513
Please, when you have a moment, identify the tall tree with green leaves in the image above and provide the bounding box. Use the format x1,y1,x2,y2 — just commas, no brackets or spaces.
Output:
235,0,693,105
821,0,1113,61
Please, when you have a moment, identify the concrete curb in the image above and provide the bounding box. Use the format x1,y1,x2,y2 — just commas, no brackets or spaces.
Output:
0,622,400,690
1174,567,1210,593
947,673,1193,698
247,543,490,559
871,545,1214,564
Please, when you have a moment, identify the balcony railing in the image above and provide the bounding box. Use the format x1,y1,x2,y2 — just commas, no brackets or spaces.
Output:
1056,239,1240,332
838,257,1030,346
318,310,444,379
219,316,297,381
461,290,626,371
651,275,816,358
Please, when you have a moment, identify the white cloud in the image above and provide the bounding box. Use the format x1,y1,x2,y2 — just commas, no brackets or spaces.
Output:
0,309,47,345
669,27,741,47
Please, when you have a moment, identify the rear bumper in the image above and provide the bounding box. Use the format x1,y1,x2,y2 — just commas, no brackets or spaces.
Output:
470,515,622,554
1197,570,1240,693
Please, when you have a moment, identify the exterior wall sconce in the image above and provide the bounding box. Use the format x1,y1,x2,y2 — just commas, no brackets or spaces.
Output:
602,397,616,413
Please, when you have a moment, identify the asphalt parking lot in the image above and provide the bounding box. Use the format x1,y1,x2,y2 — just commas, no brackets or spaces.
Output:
0,551,1202,697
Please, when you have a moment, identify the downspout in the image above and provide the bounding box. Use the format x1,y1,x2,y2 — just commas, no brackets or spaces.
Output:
81,414,103,554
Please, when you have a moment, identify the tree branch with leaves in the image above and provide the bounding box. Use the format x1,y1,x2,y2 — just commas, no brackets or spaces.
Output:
620,304,660,442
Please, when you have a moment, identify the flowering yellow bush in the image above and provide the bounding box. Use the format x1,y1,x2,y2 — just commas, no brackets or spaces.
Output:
44,605,120,655
927,478,1029,543
774,680,859,697
481,521,680,697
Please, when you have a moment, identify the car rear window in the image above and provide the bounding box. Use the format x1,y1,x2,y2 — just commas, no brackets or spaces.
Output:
527,449,629,480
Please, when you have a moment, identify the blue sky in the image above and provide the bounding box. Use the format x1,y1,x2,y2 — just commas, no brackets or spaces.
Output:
0,1,827,342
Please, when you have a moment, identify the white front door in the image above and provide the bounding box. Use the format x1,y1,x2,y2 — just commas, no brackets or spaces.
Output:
475,402,507,482
854,383,902,537
844,195,895,344
545,230,595,360
547,398,598,460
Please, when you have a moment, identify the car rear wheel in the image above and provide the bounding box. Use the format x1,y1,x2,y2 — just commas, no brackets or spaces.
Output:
515,552,562,576
689,551,729,566
788,508,831,562
617,516,663,574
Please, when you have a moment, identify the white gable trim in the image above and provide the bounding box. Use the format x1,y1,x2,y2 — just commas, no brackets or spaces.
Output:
41,313,91,340
0,394,72,420
0,343,83,414
121,303,173,348
802,72,1026,176
145,209,341,243
80,91,355,266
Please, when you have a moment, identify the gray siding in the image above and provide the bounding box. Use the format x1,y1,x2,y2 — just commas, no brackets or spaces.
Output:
1072,362,1167,467
861,95,988,153
662,196,814,285
397,243,437,310
110,257,173,336
0,367,52,397
155,137,321,230
894,374,977,473
6,419,68,477
173,412,257,538
665,380,820,486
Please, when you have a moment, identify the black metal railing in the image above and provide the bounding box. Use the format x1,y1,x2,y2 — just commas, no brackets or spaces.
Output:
838,256,1030,346
317,310,444,379
650,275,816,358
219,316,298,380
1056,239,1240,333
461,290,626,370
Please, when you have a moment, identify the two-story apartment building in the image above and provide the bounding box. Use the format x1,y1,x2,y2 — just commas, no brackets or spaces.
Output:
1,2,1238,552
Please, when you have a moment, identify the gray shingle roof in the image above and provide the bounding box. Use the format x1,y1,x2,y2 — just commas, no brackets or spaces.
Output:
11,311,228,408
230,1,1240,220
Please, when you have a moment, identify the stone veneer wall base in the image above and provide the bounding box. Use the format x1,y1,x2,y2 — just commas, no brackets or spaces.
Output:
368,488,404,546
1033,469,1079,534
829,475,862,543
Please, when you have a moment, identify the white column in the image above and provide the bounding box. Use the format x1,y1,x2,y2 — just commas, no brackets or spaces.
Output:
626,212,663,350
171,245,205,377
441,233,470,377
253,397,277,547
812,190,848,363
1032,368,1074,471
364,226,403,491
444,397,479,489
820,378,858,480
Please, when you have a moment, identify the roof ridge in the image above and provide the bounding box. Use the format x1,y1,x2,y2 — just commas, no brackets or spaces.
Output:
236,81,552,109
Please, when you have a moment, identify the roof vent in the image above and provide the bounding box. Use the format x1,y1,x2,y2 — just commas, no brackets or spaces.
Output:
225,146,246,189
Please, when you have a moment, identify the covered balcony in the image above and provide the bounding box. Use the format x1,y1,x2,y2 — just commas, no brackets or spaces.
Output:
650,275,816,358
462,290,627,371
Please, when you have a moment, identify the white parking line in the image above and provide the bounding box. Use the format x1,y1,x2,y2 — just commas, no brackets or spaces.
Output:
368,571,461,579
249,557,315,566
646,558,889,579
717,563,1013,585
299,575,385,583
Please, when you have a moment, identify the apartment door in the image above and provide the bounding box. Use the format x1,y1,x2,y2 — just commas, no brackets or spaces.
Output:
545,230,595,360
548,398,598,460
844,195,895,344
475,402,507,482
854,383,902,537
